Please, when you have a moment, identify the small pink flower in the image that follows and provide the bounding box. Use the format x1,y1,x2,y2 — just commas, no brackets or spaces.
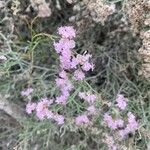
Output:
60,55,71,69
53,41,63,54
54,114,65,125
104,114,124,130
54,39,75,54
56,95,68,105
70,57,79,69
118,129,128,140
86,94,96,104
59,70,68,79
75,115,90,125
61,39,75,50
21,88,33,97
87,105,96,114
74,69,85,80
55,78,66,87
36,98,52,120
114,119,124,128
36,110,46,120
118,113,138,140
126,112,138,132
61,88,70,96
76,54,92,64
58,26,76,39
61,48,72,61
78,92,96,104
26,102,36,114
64,80,74,91
56,78,73,93
81,62,94,71
103,113,117,130
116,94,127,110
45,110,54,119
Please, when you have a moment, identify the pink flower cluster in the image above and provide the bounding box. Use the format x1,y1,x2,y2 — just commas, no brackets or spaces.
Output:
24,26,96,126
118,112,138,139
54,26,94,81
53,26,96,126
53,26,95,106
26,98,64,125
104,113,124,130
72,53,94,80
104,94,138,140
